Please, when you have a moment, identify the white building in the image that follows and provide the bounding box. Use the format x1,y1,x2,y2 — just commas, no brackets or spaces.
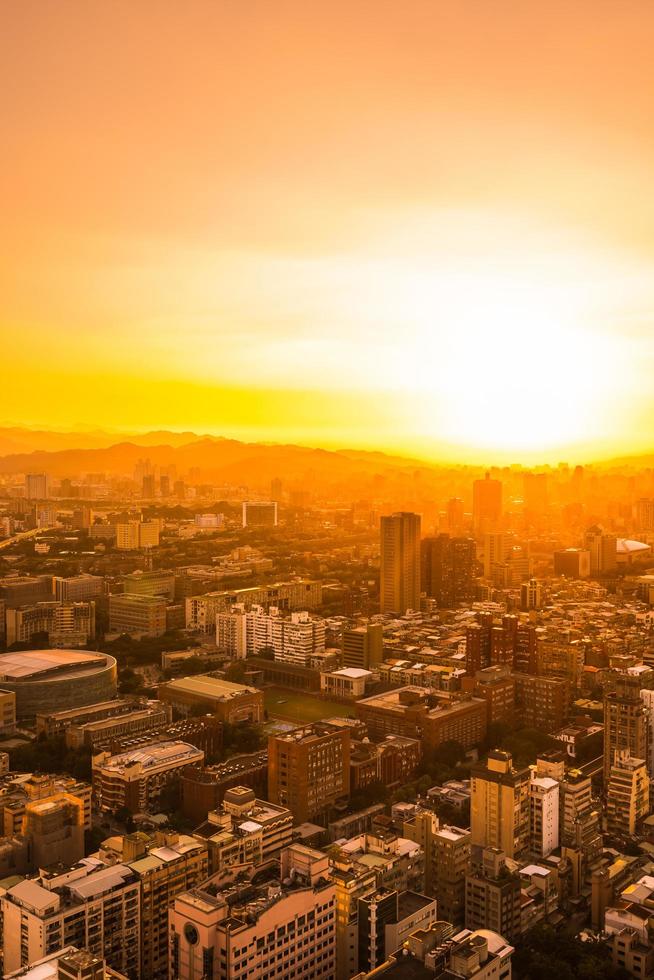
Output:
529,775,559,857
216,605,326,666
320,667,371,699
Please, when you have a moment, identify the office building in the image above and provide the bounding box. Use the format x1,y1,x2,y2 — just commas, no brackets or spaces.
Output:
523,472,548,516
268,722,350,823
108,593,167,637
170,844,336,980
64,700,173,750
120,569,175,599
379,512,421,614
357,888,437,975
470,751,530,859
242,500,278,528
342,624,384,670
1,862,140,978
186,579,322,631
92,740,204,814
192,786,293,873
473,473,502,531
53,574,104,602
553,548,591,579
115,520,160,550
421,534,476,606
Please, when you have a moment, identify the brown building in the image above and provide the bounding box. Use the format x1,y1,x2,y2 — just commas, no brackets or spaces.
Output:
355,686,486,751
180,750,268,823
462,665,515,727
268,721,351,823
604,673,649,783
513,672,569,733
158,674,264,724
379,512,421,614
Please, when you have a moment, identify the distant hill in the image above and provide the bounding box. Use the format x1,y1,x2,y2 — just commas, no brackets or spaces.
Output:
0,426,213,457
0,433,429,487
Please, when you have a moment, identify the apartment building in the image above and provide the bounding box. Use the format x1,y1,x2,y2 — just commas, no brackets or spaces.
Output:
1,861,141,977
53,574,104,602
186,580,322,632
169,844,336,980
470,751,530,860
215,604,326,665
115,520,160,550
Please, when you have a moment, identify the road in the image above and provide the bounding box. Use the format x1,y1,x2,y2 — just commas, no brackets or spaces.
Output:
0,527,48,551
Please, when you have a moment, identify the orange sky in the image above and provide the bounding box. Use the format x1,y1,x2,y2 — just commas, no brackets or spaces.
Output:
2,1,654,462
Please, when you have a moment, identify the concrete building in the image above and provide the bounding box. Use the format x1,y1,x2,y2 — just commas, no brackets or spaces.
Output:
108,593,167,637
604,673,649,782
186,579,322,632
6,601,96,647
342,624,384,670
120,569,175,599
0,649,117,719
53,574,104,602
1,861,140,978
115,520,160,550
92,741,204,814
606,751,650,836
529,775,559,858
465,848,521,942
473,473,502,531
25,474,49,500
158,675,264,723
357,889,437,975
104,831,208,980
321,667,371,699
191,786,293,874
470,751,530,860
421,534,477,607
64,701,173,751
170,844,336,980
380,512,421,614
268,722,350,824
242,500,278,528
355,687,486,752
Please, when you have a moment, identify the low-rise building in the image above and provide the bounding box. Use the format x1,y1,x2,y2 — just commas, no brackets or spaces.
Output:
92,741,204,814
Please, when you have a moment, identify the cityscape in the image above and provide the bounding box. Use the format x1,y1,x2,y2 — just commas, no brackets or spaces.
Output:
3,3,654,980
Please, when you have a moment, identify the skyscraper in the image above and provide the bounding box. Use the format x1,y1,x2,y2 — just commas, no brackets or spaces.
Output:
472,473,502,531
421,534,476,607
25,473,49,500
380,512,421,614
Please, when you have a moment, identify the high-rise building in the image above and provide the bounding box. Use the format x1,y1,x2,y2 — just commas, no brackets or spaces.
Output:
529,774,559,857
606,751,650,836
342,623,384,670
483,532,508,579
242,500,278,528
523,472,548,516
465,847,521,941
433,825,471,925
520,578,542,610
635,498,654,532
472,473,502,531
117,831,208,980
170,844,336,980
585,526,617,576
421,535,476,607
470,751,530,859
379,512,421,614
142,474,156,498
53,574,104,602
1,862,140,977
268,722,350,823
25,473,49,500
115,520,160,550
446,497,465,533
603,674,649,782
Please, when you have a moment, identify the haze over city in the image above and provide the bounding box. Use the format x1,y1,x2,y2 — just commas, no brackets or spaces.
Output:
3,5,654,980
3,1,654,461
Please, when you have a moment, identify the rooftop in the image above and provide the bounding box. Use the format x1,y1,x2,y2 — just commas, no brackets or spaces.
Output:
0,649,108,681
162,674,259,699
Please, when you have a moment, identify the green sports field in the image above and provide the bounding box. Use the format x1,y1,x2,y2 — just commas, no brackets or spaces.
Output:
264,686,356,723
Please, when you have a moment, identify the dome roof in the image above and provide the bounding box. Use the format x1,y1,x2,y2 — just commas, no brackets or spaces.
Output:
617,538,651,554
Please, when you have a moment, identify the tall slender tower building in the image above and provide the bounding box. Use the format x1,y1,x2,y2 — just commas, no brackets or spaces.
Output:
380,512,421,613
472,473,502,532
603,673,649,782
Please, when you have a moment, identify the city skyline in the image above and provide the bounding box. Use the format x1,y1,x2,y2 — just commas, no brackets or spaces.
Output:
3,2,654,461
